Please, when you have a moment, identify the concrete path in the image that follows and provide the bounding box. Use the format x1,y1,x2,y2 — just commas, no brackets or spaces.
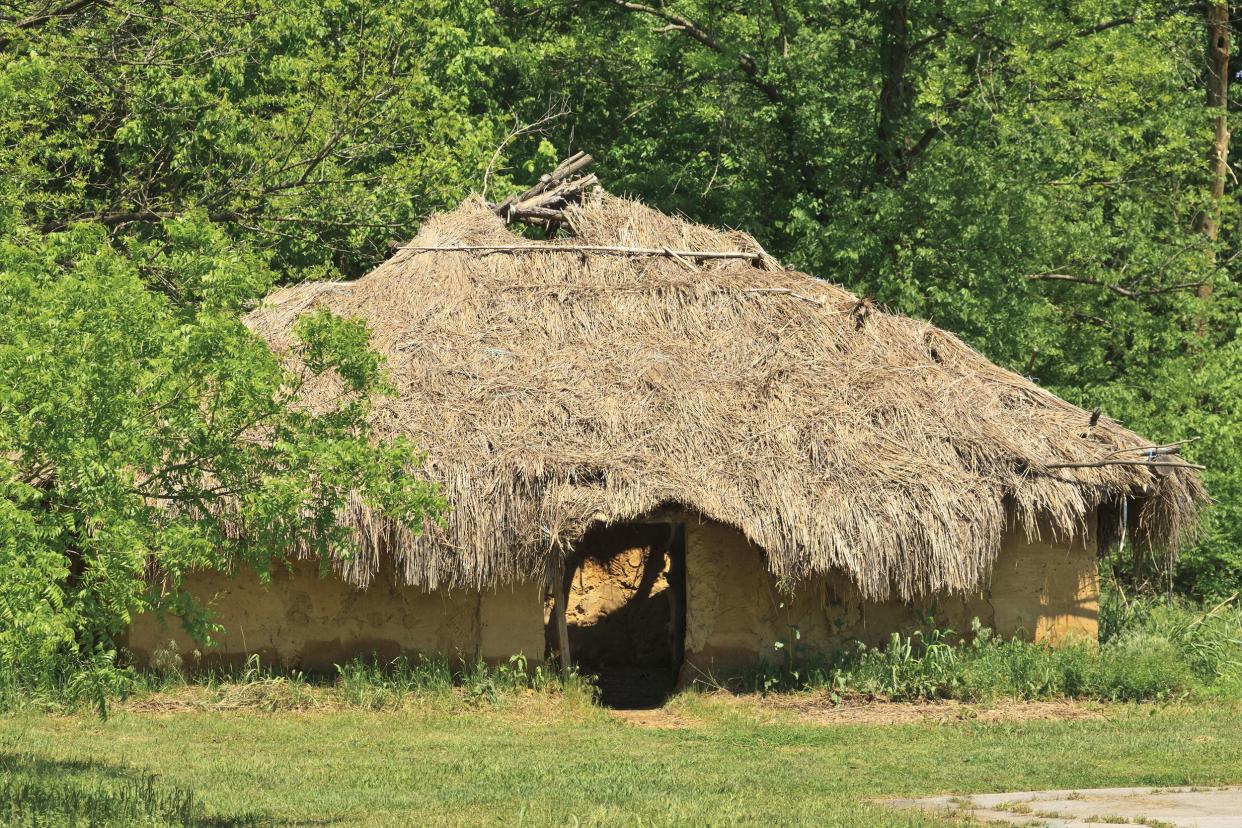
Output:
887,786,1242,827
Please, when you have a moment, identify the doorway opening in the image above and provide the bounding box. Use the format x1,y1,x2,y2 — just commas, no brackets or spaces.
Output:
547,521,686,708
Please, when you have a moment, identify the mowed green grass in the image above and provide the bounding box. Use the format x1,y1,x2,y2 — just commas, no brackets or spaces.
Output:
2,697,1240,827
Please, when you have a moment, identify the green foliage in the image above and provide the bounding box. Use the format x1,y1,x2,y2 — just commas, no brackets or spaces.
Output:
0,0,507,278
1101,590,1242,689
1094,634,1196,702
0,0,485,693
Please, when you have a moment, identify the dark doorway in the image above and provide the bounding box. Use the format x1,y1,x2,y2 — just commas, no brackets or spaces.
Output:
547,522,686,708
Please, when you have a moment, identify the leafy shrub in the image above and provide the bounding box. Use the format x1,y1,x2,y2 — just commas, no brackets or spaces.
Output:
0,223,443,717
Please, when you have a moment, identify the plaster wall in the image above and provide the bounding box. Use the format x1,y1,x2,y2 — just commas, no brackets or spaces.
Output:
128,517,1098,679
126,559,545,671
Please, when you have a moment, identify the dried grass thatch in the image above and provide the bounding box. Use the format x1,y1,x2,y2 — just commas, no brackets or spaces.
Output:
246,190,1207,600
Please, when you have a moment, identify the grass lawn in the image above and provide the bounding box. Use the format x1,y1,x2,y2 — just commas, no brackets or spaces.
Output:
2,694,1240,827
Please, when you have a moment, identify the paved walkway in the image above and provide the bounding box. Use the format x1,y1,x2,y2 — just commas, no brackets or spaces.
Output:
888,786,1242,827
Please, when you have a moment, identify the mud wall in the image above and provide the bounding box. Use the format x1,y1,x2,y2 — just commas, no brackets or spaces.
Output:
682,517,1098,680
128,517,1098,677
126,560,545,672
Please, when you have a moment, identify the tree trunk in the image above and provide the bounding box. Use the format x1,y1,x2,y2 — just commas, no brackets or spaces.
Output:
874,0,913,183
1196,1,1230,332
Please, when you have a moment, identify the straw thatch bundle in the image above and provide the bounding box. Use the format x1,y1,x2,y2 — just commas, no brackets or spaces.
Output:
246,188,1206,600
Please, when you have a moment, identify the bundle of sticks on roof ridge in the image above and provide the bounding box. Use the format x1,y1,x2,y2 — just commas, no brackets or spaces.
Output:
489,152,599,234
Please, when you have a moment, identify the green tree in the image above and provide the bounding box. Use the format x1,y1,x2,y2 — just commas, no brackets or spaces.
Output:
0,214,446,685
0,0,503,683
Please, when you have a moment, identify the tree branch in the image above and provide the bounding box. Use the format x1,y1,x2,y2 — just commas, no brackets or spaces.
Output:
606,0,783,104
46,208,407,232
1027,272,1207,299
1042,16,1137,51
0,0,108,51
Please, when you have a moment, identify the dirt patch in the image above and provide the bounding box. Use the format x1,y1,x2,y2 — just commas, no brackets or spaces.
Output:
608,691,1105,728
119,683,325,714
118,684,1107,727
741,691,1107,726
608,707,701,729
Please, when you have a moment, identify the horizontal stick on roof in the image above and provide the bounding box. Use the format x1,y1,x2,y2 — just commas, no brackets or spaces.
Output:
1096,437,1201,462
1045,459,1206,471
743,287,824,305
401,243,764,261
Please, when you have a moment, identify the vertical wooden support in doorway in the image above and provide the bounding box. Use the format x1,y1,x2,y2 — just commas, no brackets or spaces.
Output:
552,556,571,675
665,522,686,684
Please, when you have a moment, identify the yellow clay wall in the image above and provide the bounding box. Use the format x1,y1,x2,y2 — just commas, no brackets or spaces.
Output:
128,518,1098,677
125,559,545,671
681,518,1098,680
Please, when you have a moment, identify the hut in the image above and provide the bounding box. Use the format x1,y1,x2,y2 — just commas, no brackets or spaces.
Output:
128,158,1206,703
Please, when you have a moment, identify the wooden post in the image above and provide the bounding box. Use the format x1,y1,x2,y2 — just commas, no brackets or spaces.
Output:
552,556,571,675
665,523,686,684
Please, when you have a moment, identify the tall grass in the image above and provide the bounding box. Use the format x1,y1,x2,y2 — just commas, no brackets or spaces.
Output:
333,652,595,709
1099,590,1242,699
0,751,234,828
0,649,133,719
2,649,598,715
731,591,1242,703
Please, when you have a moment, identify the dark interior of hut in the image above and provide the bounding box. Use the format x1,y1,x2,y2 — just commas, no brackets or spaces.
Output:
546,522,686,708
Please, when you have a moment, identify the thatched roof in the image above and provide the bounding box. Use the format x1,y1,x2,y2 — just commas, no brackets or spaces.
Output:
246,190,1206,600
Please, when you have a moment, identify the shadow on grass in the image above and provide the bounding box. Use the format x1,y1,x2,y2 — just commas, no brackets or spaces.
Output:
0,751,340,827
